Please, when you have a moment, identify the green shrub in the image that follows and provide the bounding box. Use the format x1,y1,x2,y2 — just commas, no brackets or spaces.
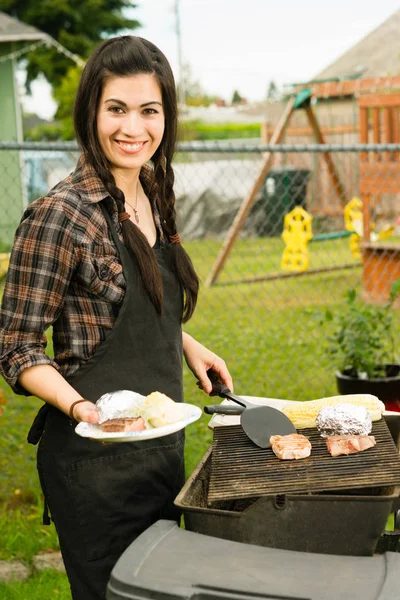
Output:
178,120,261,141
324,281,400,378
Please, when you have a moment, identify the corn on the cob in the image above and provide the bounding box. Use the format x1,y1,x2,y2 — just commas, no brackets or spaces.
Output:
282,394,385,429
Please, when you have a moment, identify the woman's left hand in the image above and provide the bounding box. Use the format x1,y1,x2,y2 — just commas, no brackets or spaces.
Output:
183,332,233,394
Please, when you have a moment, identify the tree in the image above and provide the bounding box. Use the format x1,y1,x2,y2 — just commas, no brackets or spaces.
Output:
178,63,219,107
53,65,84,139
1,0,140,138
0,0,140,90
231,90,243,105
266,80,280,102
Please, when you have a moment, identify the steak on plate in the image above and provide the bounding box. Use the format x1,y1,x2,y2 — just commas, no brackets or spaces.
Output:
99,416,146,433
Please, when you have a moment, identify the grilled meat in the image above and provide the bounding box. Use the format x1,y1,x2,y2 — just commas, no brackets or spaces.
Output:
270,433,312,460
99,416,146,433
326,434,376,457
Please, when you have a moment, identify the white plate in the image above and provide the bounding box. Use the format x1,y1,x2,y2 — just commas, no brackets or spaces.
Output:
75,403,202,443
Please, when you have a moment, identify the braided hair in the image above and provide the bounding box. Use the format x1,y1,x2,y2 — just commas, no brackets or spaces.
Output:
74,36,199,321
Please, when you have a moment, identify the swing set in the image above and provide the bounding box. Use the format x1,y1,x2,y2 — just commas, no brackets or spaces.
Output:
205,74,400,300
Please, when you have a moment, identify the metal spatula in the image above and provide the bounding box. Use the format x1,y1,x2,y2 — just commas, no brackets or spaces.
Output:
205,370,296,448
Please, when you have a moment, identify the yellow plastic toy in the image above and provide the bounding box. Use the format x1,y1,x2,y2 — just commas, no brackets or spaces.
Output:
281,199,394,273
344,197,363,234
281,207,313,272
344,197,394,259
343,197,363,259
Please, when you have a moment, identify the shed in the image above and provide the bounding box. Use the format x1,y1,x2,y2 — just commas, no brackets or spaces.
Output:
0,11,48,248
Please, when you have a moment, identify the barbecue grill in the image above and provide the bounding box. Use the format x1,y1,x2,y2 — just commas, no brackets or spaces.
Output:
175,414,400,556
107,414,400,600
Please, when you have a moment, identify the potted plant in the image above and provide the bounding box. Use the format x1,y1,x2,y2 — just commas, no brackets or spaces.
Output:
324,280,400,411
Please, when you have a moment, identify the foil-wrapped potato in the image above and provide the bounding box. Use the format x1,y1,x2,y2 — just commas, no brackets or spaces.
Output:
96,390,145,424
316,403,372,438
95,389,182,429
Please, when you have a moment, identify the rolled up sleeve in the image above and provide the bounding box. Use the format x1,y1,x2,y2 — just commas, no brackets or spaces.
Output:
0,197,77,395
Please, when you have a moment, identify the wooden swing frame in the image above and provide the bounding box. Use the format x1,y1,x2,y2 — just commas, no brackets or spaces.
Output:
205,75,400,287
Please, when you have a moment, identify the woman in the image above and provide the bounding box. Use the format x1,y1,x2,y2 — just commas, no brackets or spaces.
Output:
0,36,232,599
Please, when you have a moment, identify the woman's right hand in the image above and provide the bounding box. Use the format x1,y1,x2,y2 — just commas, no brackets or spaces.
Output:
71,400,100,424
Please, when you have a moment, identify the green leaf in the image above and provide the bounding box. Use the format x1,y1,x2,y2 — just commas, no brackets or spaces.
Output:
323,288,397,378
390,278,400,301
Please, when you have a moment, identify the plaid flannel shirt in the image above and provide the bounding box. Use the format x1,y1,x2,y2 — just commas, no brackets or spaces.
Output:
0,155,164,394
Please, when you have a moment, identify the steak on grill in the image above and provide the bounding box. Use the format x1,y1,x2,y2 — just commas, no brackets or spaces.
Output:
326,435,376,457
270,433,312,460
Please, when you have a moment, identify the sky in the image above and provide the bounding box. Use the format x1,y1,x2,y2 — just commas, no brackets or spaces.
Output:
19,0,400,119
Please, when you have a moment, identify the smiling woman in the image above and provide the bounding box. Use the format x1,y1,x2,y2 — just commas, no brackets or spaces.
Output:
0,35,233,600
97,75,165,182
96,73,165,239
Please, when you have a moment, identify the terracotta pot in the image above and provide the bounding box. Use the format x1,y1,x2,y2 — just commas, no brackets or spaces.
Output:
336,364,400,412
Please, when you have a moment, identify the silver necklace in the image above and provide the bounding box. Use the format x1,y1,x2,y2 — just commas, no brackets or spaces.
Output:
125,180,140,224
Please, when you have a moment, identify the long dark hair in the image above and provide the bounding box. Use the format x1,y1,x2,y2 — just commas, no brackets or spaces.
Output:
74,36,198,322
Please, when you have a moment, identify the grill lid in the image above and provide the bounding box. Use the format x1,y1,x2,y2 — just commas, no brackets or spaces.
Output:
208,419,400,502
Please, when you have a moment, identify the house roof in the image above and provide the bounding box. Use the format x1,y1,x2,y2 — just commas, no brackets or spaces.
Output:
314,9,400,80
0,11,48,43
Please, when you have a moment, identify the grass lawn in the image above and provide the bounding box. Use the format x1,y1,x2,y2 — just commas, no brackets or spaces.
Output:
0,570,70,599
184,235,360,284
0,236,399,597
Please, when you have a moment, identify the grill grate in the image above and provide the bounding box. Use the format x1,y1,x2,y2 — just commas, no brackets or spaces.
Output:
208,420,400,502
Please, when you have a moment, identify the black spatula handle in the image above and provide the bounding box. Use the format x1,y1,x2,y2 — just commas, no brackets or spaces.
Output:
206,369,249,408
204,404,245,415
206,369,233,396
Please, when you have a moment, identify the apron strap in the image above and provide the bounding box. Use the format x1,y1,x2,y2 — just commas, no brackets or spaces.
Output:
42,497,51,525
27,403,50,445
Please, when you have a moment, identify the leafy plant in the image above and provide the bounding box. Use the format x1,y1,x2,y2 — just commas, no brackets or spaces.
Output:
324,280,400,379
178,120,261,142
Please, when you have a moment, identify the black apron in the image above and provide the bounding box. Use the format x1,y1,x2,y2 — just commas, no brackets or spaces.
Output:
28,203,185,600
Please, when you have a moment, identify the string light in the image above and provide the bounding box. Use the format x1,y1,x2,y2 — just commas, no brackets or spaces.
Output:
0,36,85,67
0,40,45,64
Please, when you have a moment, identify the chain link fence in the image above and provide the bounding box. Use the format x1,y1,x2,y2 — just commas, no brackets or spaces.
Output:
1,141,399,400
